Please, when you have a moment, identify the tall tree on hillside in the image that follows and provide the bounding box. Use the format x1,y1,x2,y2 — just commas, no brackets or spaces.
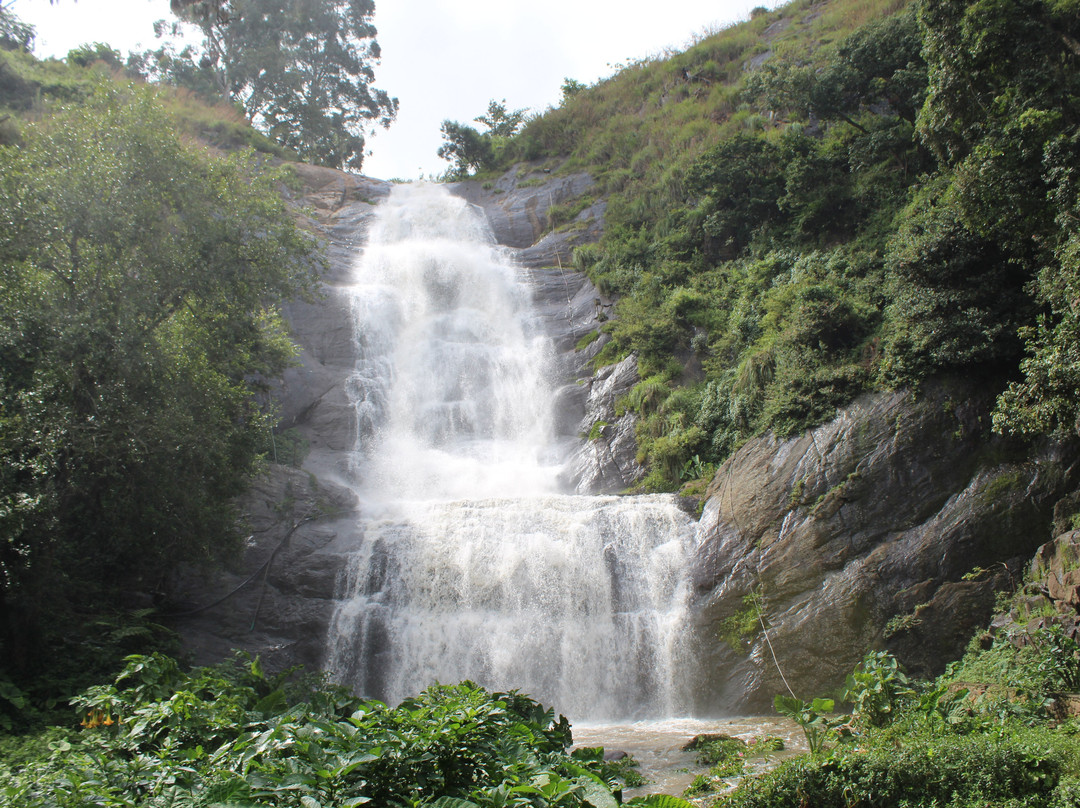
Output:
163,0,397,170
437,99,527,178
0,84,317,675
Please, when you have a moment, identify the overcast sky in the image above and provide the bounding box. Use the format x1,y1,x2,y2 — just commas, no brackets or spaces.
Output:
12,0,770,180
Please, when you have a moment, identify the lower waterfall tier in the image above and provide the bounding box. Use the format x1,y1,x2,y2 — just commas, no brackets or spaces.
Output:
326,493,697,721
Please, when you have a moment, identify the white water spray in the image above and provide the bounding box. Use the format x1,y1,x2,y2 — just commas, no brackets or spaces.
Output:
326,184,696,720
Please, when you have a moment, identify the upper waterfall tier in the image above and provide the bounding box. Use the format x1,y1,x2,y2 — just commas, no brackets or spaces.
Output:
345,183,563,502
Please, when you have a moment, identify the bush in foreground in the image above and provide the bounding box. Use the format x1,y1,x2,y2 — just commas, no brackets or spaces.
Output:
0,653,690,808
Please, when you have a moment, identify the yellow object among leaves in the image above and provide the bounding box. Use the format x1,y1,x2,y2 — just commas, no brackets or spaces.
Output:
80,709,116,729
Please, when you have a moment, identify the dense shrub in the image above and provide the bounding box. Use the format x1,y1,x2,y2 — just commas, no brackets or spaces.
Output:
0,654,649,808
723,732,1067,808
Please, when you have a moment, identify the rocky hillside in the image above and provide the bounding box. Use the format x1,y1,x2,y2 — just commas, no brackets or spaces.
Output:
169,155,1075,713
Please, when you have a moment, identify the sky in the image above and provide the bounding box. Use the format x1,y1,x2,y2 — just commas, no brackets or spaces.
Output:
12,0,771,180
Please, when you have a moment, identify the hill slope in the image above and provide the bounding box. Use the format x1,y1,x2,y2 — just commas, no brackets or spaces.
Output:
469,0,1080,504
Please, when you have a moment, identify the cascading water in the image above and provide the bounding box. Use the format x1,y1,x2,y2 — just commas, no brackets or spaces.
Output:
326,183,697,720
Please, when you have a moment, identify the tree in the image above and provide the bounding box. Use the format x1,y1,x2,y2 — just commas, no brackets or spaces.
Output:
879,181,1027,383
66,42,123,68
436,120,494,178
744,8,925,128
474,98,528,138
687,134,787,258
155,0,397,170
911,0,1080,433
0,2,33,52
560,78,586,104
0,82,318,676
436,99,529,179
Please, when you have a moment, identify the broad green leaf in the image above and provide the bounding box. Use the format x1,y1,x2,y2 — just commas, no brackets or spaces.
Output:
625,796,697,808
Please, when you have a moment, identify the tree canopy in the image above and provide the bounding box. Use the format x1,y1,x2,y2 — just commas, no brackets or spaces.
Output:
437,99,529,178
137,0,397,171
0,82,318,679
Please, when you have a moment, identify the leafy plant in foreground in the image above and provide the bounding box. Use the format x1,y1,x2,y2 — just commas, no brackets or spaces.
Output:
0,653,652,808
842,650,916,729
772,695,844,755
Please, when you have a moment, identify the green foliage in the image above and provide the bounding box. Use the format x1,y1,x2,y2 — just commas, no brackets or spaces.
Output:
625,796,695,808
0,6,33,53
438,119,495,178
878,180,1028,384
535,1,926,488
910,0,1080,435
474,98,529,138
688,134,785,259
0,654,636,808
728,638,1080,807
575,330,601,351
684,733,747,767
587,421,610,441
65,43,123,69
140,0,398,170
722,729,1069,808
265,426,311,467
473,0,1080,488
948,626,1080,699
842,650,916,729
0,83,317,688
748,736,784,754
719,591,765,654
681,735,750,799
437,99,530,179
773,695,844,755
560,78,586,104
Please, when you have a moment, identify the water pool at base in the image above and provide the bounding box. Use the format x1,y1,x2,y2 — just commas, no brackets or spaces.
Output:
571,717,808,798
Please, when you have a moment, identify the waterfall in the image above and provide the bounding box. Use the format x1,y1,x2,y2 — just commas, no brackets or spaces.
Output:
326,183,696,720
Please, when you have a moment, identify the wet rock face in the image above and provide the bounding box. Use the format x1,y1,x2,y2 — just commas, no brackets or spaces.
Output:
450,166,600,258
169,168,392,671
171,163,1079,711
566,355,647,494
167,466,360,672
688,380,1080,713
450,163,643,494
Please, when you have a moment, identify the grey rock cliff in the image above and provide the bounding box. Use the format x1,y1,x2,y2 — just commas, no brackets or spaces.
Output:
450,163,642,493
168,166,391,672
168,162,1077,712
567,354,647,494
687,380,1079,712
